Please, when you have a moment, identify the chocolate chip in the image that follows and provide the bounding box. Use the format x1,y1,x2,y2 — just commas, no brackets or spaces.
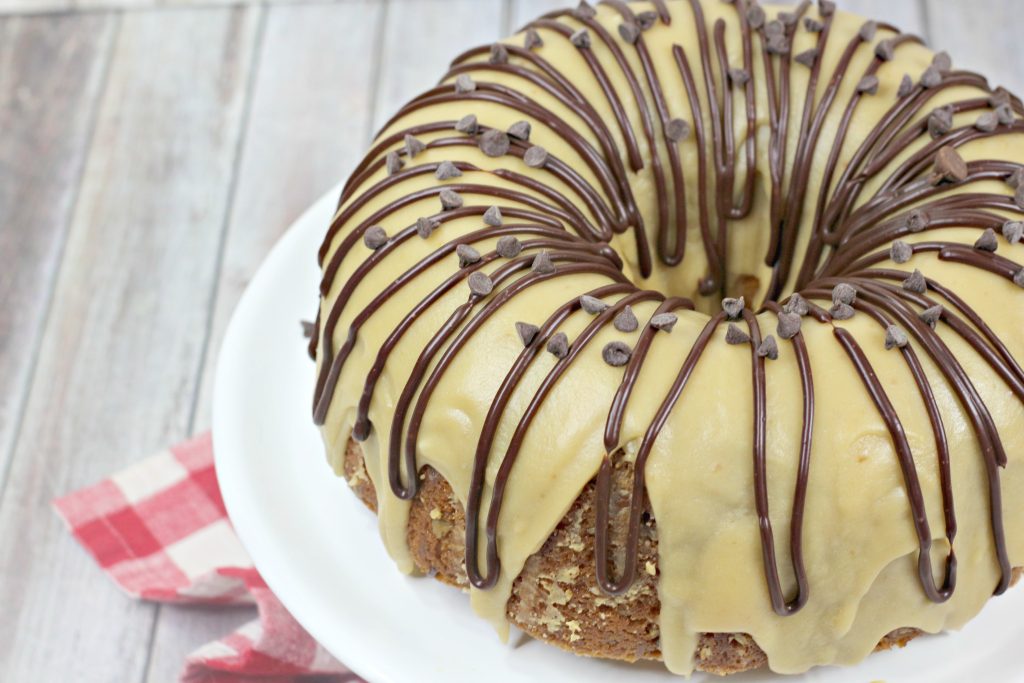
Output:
613,305,639,332
516,321,539,346
570,28,591,48
779,11,798,26
618,22,641,44
795,48,818,68
766,33,789,55
885,325,909,350
573,0,596,19
524,29,543,50
1015,185,1024,210
928,106,953,138
468,271,494,296
1014,268,1024,288
857,75,880,95
455,74,476,93
416,216,439,238
722,296,745,320
858,21,877,42
495,236,522,258
650,312,678,332
875,39,894,61
765,19,784,37
479,129,510,157
777,311,802,339
996,104,1015,126
782,292,809,316
456,243,481,267
898,74,914,98
1002,220,1024,244
830,302,855,320
932,145,967,184
921,65,942,89
439,188,464,210
580,294,608,314
976,111,999,133
546,331,570,358
902,268,927,293
907,209,931,232
455,114,478,134
532,251,555,274
818,0,835,16
746,4,765,29
974,227,998,252
832,282,857,305
508,120,531,141
524,145,548,168
363,225,388,250
932,51,952,73
890,240,913,264
435,160,462,180
1007,168,1024,188
386,150,404,175
483,206,503,226
489,43,509,65
990,87,1012,108
636,11,657,30
602,340,632,367
300,320,315,339
729,68,751,86
757,335,779,360
404,134,426,158
725,323,750,345
804,17,823,32
920,304,943,328
666,118,690,142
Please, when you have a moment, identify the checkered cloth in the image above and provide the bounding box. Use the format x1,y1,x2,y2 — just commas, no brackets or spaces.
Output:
53,432,363,683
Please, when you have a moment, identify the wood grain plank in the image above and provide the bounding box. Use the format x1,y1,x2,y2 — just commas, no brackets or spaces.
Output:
143,3,384,676
842,0,926,37
0,13,116,495
0,8,261,682
924,0,1024,94
0,0,317,17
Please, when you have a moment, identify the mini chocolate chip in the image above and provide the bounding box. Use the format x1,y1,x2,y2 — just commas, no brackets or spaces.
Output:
404,134,426,158
932,51,952,73
454,74,476,93
489,43,509,65
902,268,927,293
456,243,481,267
921,65,942,88
602,340,632,367
990,87,1012,108
666,118,690,142
439,188,464,210
573,0,596,19
875,39,895,61
729,68,751,86
580,294,609,314
779,11,798,26
795,48,818,68
928,106,953,138
618,22,641,44
747,4,765,29
920,304,943,328
1015,185,1024,210
479,129,510,157
830,302,855,320
1002,220,1024,244
524,29,543,50
777,312,802,339
483,205,503,226
782,293,809,316
650,312,678,332
819,0,835,16
416,216,439,238
523,145,549,168
455,114,478,134
532,251,555,274
546,331,570,358
765,19,784,37
386,150,404,175
974,227,998,252
516,321,539,346
300,320,315,339
997,104,1015,126
496,236,522,258
907,209,931,232
1007,168,1024,188
508,120,531,141
858,21,877,42
976,111,999,133
757,335,779,360
725,323,750,345
1014,269,1024,288
435,160,462,180
898,74,914,98
832,282,857,305
722,296,745,320
932,145,967,184
636,11,657,30
766,34,789,55
614,305,639,332
804,17,823,32
363,226,388,250
885,325,909,350
857,75,880,95
570,28,591,48
468,271,493,296
890,240,913,264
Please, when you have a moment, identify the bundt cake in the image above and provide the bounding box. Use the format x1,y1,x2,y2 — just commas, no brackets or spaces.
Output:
307,0,1024,675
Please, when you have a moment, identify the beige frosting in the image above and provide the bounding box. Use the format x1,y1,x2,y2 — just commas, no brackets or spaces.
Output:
314,1,1024,674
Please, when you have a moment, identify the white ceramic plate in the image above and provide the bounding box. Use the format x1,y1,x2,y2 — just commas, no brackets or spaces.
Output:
213,186,1024,683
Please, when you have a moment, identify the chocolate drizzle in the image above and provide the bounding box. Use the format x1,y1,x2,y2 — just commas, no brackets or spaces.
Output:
312,0,1024,621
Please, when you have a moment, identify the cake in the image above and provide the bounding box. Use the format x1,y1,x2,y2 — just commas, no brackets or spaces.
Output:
307,0,1024,674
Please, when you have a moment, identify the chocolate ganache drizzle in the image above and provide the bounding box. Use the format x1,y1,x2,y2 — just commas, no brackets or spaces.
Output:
310,0,1024,671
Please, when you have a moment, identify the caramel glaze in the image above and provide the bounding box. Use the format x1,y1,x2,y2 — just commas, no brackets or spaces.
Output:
311,0,1024,620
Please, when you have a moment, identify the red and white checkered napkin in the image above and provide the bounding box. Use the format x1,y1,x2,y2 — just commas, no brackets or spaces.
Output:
53,432,363,683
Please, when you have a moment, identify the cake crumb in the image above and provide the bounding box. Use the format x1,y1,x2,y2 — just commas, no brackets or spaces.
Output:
645,561,657,576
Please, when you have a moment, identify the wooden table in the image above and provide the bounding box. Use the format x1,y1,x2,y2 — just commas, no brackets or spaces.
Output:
0,0,1020,679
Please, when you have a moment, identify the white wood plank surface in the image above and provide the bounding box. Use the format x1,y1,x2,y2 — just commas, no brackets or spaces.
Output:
0,8,261,681
924,0,1024,94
